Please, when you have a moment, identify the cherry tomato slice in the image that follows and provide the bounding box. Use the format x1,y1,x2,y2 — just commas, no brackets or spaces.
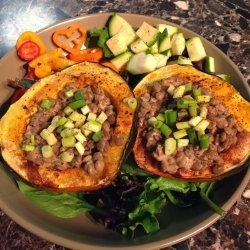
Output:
17,41,40,61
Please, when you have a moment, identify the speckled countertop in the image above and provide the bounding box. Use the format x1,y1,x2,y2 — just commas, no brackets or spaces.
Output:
0,0,249,249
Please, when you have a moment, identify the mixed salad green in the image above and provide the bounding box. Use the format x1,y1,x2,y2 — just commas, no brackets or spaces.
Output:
16,159,225,237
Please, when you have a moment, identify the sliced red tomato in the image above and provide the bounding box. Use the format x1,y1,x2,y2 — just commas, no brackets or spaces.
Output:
17,41,40,61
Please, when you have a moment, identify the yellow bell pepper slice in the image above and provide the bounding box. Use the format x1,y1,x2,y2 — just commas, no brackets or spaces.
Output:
29,48,76,78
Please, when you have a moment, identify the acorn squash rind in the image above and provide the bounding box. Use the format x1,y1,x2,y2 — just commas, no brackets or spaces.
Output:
0,62,136,191
133,65,250,181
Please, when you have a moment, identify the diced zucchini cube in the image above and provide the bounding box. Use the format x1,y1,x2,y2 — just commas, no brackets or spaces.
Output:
106,33,128,56
130,39,148,54
136,22,160,47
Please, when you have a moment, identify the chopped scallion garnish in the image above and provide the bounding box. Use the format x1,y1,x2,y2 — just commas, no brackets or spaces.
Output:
40,99,52,110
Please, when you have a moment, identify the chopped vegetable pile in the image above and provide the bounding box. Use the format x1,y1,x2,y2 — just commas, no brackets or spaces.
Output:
147,82,211,155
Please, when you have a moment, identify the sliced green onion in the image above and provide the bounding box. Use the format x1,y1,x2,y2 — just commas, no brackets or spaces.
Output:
187,129,197,145
148,117,158,127
127,98,137,109
173,129,187,139
166,110,177,126
194,120,210,131
64,90,74,98
69,111,85,122
189,116,202,127
56,125,64,133
160,124,172,137
81,105,90,115
183,98,197,106
197,130,205,140
64,120,75,128
83,120,102,132
87,112,97,121
177,99,188,109
177,139,189,148
22,144,35,152
64,106,74,115
156,113,165,122
81,128,92,136
167,85,175,95
193,88,202,98
75,116,86,128
173,85,186,98
40,99,52,110
60,128,74,138
60,151,74,162
164,137,176,155
153,120,163,129
69,100,86,110
196,95,211,103
92,131,103,142
74,90,84,100
30,135,35,145
41,145,53,158
47,123,58,133
176,121,190,130
62,136,76,147
58,117,68,126
200,106,208,118
184,82,192,92
96,112,108,124
199,134,209,149
189,105,198,117
51,116,60,125
75,142,85,155
40,129,58,145
75,132,87,144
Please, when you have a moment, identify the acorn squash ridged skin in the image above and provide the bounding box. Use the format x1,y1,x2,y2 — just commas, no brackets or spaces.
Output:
133,65,250,181
0,62,136,191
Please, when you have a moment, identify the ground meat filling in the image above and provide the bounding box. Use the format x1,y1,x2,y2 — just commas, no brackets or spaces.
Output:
22,82,116,175
138,78,243,176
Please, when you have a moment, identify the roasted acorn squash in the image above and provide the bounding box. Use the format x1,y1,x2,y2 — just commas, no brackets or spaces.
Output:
133,65,250,181
0,62,136,191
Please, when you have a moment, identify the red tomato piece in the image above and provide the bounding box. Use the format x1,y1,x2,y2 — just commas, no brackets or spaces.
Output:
17,41,40,61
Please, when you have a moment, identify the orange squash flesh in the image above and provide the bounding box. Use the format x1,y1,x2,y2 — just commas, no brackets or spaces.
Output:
0,62,136,191
133,65,250,181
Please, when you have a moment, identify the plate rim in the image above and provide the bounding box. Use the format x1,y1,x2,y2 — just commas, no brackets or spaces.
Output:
0,12,249,250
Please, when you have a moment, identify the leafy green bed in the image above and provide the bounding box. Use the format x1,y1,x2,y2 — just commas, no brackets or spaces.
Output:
16,159,225,237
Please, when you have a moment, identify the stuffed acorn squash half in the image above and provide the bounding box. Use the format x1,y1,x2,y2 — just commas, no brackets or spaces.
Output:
0,62,136,191
133,65,250,181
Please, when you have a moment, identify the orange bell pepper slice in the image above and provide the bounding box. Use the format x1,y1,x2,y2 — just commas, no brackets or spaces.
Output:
16,31,46,54
68,48,103,62
101,61,120,73
52,24,87,54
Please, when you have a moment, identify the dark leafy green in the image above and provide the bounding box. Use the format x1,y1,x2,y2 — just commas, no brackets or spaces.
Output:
121,164,153,177
15,161,226,237
89,27,112,58
17,181,105,218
